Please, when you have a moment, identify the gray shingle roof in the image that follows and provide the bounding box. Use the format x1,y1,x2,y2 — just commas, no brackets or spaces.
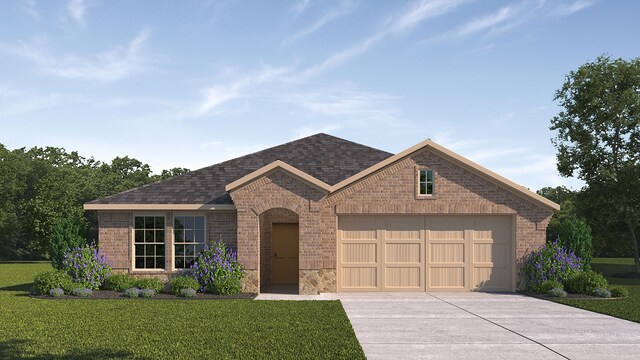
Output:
87,133,393,205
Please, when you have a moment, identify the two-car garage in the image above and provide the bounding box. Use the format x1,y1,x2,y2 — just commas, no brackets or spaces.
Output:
337,215,514,292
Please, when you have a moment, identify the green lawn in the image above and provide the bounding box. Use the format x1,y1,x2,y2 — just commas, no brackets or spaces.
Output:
0,262,365,359
556,258,640,323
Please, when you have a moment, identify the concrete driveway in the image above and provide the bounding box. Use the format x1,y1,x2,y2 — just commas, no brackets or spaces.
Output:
337,292,640,360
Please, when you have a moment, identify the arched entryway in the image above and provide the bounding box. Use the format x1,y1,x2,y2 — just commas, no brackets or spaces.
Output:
259,208,299,293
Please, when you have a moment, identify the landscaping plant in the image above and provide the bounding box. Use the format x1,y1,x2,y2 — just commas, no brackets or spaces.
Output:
104,273,136,292
609,285,629,298
49,288,64,298
32,270,74,295
179,288,197,298
548,287,567,298
62,243,111,290
134,278,164,293
539,280,564,294
140,288,155,298
191,241,244,295
72,287,93,298
565,270,608,295
125,288,140,298
558,216,593,268
49,218,87,270
524,239,582,292
169,276,200,295
593,287,612,298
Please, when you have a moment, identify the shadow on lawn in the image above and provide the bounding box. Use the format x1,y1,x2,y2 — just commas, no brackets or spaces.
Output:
0,339,146,360
0,283,32,295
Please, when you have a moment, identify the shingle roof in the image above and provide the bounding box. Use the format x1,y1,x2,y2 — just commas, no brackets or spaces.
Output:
87,133,393,205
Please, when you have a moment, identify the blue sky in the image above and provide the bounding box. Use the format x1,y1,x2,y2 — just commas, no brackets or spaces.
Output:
1,0,638,191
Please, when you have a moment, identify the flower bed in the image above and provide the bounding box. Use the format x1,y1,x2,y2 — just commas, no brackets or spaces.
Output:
31,290,256,300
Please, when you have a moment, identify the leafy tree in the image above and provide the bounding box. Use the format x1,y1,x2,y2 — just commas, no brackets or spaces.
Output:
50,217,87,270
551,55,640,272
558,216,593,268
159,167,190,180
537,186,577,241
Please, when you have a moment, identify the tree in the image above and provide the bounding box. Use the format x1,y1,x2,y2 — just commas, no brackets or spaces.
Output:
558,216,593,268
551,55,640,272
537,186,577,241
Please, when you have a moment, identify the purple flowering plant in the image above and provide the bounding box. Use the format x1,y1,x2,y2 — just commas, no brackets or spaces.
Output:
62,242,111,290
524,238,582,292
190,241,244,295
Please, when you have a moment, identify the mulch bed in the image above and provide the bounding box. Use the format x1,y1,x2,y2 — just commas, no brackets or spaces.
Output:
31,290,257,300
611,272,640,279
520,291,621,300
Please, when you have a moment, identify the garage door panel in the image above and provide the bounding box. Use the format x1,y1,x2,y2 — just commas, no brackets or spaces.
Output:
385,243,421,263
385,217,422,240
342,243,377,263
342,267,377,289
385,267,421,288
429,243,465,264
429,230,464,240
473,266,510,290
430,267,465,288
473,242,507,266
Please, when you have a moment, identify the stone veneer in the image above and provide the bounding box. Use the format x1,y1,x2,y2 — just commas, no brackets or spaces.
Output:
97,147,553,294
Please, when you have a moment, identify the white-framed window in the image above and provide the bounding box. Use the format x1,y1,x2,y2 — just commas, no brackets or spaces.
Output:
174,215,205,269
134,216,166,269
418,169,435,196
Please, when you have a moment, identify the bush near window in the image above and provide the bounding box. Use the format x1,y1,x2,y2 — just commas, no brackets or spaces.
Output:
134,278,164,293
33,270,74,295
565,270,608,295
558,216,593,268
539,280,564,294
608,285,629,298
104,273,136,292
169,276,200,295
524,240,582,292
62,244,111,290
191,241,244,295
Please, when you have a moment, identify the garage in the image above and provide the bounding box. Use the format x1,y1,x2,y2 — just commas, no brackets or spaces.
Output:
337,215,514,292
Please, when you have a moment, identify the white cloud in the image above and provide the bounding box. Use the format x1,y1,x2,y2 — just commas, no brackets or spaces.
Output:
67,0,88,25
285,1,357,44
551,0,594,17
303,0,469,76
435,5,518,40
194,66,291,116
6,29,152,82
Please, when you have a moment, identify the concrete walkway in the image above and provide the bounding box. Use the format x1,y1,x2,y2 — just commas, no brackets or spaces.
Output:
337,292,640,360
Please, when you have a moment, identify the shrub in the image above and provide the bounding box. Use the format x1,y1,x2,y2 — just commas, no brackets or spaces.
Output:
125,288,140,298
50,218,86,270
593,287,611,298
191,241,244,295
539,280,564,294
565,270,608,295
62,243,111,290
140,288,155,298
49,288,64,298
134,278,164,293
547,287,567,298
524,240,582,292
609,285,629,298
105,273,136,292
169,276,200,295
558,216,593,268
179,288,197,298
33,271,74,295
72,287,93,298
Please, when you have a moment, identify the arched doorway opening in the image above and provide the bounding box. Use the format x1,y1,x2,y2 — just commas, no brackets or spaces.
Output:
259,208,299,293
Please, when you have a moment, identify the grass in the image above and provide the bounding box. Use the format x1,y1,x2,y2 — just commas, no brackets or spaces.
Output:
0,262,365,359
556,257,640,323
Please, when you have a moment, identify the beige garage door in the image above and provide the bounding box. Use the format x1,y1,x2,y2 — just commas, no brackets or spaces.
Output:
337,215,513,292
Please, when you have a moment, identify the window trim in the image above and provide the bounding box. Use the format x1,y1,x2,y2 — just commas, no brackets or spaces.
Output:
415,167,436,199
131,212,167,272
172,213,207,271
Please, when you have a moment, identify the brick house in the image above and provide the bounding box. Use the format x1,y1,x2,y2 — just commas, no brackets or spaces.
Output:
85,133,558,294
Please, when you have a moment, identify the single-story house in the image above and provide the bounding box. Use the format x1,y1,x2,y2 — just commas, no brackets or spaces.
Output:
84,133,559,294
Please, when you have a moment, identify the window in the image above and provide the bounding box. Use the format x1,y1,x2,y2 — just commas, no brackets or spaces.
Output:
419,169,435,196
174,216,205,269
134,216,165,269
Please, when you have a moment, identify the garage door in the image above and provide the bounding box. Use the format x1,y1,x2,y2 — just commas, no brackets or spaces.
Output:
337,215,513,292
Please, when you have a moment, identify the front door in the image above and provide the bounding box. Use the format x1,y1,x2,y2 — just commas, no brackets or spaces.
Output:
271,223,299,284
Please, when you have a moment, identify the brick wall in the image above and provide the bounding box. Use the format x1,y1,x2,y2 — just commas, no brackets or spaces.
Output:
98,212,131,270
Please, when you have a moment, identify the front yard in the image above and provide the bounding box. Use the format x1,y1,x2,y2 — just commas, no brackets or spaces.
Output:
556,258,640,323
0,262,365,359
